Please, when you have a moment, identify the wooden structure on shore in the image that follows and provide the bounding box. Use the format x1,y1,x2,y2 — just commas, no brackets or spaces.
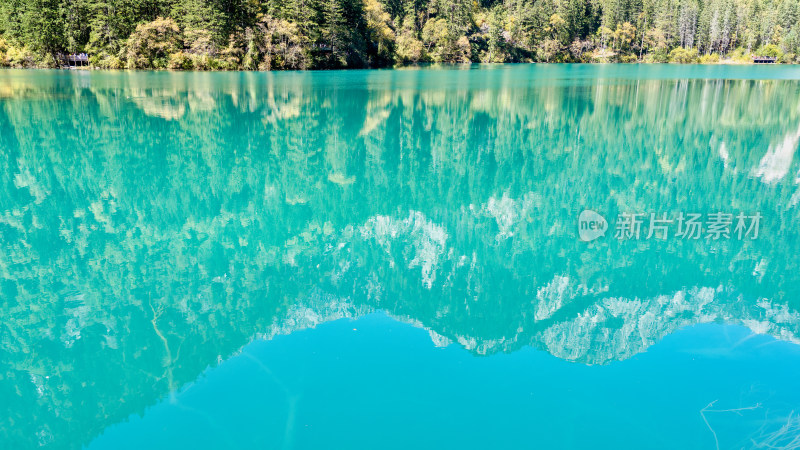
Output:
58,53,90,68
752,56,777,64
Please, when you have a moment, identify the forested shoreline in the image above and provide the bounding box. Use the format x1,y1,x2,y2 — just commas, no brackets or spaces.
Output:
0,0,798,69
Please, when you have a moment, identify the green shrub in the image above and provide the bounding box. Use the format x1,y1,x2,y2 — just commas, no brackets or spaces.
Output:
782,52,799,63
699,53,720,63
537,38,564,62
755,44,783,59
167,51,193,70
729,47,751,63
589,48,614,63
396,32,424,64
36,53,58,68
253,16,311,70
421,18,471,63
645,46,670,63
669,47,699,63
90,53,125,69
5,45,35,67
126,17,183,69
395,15,424,64
191,54,224,70
619,53,638,63
217,45,242,70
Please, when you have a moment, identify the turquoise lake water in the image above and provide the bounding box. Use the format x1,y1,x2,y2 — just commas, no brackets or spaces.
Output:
2,65,800,449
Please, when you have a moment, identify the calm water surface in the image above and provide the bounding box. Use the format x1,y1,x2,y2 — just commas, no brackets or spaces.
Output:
2,65,800,449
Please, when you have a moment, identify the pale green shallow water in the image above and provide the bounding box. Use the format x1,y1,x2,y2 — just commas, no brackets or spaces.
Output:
3,65,800,449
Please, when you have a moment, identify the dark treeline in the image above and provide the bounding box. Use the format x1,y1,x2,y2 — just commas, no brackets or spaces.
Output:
0,0,799,69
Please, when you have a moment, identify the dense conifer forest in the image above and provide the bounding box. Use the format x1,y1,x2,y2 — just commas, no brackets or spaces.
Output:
0,0,797,69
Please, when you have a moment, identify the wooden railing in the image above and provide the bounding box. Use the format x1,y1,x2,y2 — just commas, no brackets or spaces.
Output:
752,56,778,64
57,53,90,68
